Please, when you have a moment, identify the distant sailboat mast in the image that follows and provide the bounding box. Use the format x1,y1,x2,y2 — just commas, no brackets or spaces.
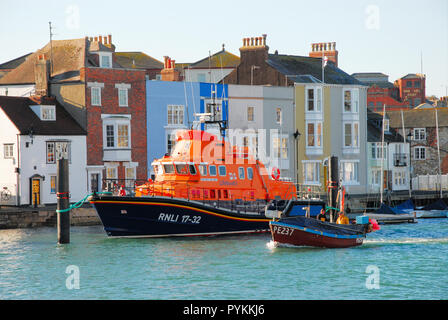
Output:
435,108,442,198
380,104,386,204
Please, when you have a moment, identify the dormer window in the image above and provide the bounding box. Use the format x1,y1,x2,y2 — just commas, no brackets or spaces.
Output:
99,53,112,68
30,105,56,121
41,105,56,121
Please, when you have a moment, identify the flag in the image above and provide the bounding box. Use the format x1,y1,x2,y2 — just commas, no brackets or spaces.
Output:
323,56,328,68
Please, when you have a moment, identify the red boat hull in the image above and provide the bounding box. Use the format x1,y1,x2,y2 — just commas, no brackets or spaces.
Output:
270,222,365,248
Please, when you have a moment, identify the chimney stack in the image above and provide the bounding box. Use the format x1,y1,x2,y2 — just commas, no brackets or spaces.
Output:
309,42,338,67
34,54,50,96
239,34,269,62
161,56,180,81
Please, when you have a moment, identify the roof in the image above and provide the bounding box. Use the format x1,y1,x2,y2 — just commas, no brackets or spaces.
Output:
0,53,33,70
386,108,448,128
266,54,362,85
367,120,404,143
189,49,240,69
0,37,125,85
0,96,86,135
115,52,163,69
352,72,388,78
0,38,87,85
400,73,425,79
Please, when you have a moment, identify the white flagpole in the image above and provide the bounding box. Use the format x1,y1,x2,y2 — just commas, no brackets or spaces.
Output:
322,51,325,84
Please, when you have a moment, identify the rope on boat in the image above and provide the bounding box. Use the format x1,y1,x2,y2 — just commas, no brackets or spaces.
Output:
55,192,112,213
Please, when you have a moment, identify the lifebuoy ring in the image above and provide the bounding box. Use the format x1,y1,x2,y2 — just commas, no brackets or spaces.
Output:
271,167,280,180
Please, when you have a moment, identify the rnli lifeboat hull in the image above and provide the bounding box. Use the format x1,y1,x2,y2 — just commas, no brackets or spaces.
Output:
89,195,271,238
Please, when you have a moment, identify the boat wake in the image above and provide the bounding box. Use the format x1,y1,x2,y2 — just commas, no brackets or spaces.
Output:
266,240,278,250
364,237,448,245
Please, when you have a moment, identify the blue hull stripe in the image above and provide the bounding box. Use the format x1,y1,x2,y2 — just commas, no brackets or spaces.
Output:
270,221,365,239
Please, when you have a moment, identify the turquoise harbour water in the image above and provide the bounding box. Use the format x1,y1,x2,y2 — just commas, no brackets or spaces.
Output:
0,219,447,300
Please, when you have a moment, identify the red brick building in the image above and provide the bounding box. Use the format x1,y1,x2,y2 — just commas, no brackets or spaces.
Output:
394,73,426,107
0,35,148,192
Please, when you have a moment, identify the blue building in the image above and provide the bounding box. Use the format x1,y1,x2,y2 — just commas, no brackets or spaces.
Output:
146,80,228,178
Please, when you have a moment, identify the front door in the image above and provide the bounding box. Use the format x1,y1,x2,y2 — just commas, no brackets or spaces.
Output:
31,178,40,206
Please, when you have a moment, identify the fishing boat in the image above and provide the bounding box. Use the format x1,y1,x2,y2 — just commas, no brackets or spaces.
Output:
269,157,380,248
89,129,299,238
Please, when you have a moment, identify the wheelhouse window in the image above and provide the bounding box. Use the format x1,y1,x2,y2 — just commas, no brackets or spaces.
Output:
189,164,197,175
218,165,226,176
209,165,217,176
175,164,188,175
238,167,245,180
198,164,207,176
247,167,253,180
163,164,175,174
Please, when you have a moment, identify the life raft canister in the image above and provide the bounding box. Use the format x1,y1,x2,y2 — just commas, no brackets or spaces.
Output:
271,167,280,180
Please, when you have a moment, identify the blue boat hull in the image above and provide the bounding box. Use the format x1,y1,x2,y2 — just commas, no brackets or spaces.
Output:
89,195,271,237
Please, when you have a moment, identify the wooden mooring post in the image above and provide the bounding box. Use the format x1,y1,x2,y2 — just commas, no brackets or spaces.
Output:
57,158,70,244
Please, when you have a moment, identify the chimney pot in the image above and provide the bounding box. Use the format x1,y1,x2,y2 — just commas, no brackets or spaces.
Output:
94,37,98,42
108,35,112,45
262,34,267,46
251,37,254,46
99,35,103,43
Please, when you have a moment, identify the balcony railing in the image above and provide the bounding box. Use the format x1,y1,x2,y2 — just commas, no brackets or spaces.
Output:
393,153,408,167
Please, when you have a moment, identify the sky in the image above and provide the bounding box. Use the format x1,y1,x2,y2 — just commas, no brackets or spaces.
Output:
0,0,447,97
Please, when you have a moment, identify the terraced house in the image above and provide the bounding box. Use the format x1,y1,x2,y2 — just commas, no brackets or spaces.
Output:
0,35,147,193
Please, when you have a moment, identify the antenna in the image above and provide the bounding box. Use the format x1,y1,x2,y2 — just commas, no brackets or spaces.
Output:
420,50,423,74
49,21,54,76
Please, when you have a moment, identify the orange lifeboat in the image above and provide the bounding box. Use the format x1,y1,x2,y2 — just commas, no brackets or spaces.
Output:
136,130,297,203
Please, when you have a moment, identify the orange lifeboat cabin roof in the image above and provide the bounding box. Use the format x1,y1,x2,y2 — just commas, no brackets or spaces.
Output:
136,130,297,202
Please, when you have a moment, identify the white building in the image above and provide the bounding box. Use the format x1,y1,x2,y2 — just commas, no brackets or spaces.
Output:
0,96,87,206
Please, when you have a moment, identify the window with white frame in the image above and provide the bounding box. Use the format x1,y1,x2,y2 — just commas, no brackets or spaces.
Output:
414,146,426,160
91,87,101,106
272,136,288,159
50,175,57,194
371,142,386,160
167,105,184,125
41,105,56,121
247,106,254,122
99,53,112,68
413,128,426,140
167,132,176,154
341,161,359,185
306,87,322,112
103,118,131,149
306,121,322,149
46,141,71,163
394,171,407,186
125,166,136,188
303,161,320,185
343,122,359,150
118,88,128,107
371,168,381,186
343,89,359,113
106,166,117,180
3,144,13,158
276,108,282,124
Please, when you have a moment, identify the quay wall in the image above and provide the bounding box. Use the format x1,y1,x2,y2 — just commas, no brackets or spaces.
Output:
0,207,100,229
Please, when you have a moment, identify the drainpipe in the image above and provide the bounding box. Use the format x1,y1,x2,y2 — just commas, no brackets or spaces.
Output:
16,134,20,206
